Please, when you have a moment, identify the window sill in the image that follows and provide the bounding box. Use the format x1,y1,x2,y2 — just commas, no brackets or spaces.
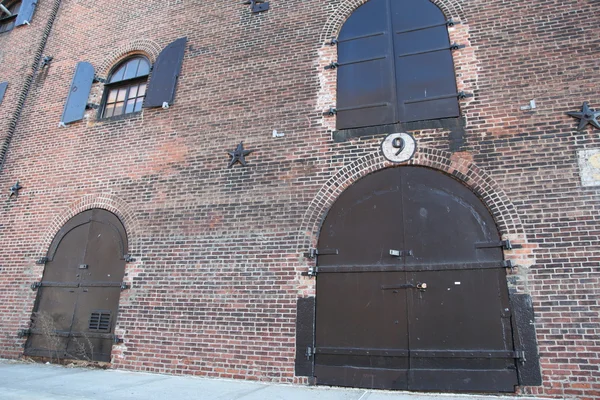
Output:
332,117,465,142
94,111,143,124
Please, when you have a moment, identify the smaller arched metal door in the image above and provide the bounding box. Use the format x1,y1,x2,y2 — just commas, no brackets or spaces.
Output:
25,209,128,362
314,167,519,392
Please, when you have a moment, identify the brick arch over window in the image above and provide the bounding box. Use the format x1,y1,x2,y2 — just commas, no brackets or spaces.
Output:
37,194,142,259
97,39,162,77
297,147,526,255
320,0,466,43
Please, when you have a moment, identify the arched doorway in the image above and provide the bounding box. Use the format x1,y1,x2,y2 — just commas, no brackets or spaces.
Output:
314,166,519,392
25,209,128,362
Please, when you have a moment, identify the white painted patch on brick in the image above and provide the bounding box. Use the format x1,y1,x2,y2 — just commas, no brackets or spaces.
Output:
578,149,600,186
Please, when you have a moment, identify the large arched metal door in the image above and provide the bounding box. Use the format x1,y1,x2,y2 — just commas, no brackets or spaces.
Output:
25,209,128,362
314,167,519,392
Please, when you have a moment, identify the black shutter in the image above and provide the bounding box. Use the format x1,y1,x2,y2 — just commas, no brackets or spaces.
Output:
60,62,95,125
391,0,459,122
0,82,7,105
143,37,187,108
336,0,396,130
510,294,542,386
294,297,315,377
15,0,37,26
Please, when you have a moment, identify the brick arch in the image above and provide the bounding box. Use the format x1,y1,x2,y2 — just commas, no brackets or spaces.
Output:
320,0,466,43
37,194,142,259
297,146,525,253
97,39,162,77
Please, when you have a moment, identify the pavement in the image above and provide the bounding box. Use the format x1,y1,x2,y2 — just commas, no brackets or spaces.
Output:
0,359,547,400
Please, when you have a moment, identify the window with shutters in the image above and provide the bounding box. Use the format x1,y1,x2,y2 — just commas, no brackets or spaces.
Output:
101,56,150,118
335,0,460,130
0,1,21,34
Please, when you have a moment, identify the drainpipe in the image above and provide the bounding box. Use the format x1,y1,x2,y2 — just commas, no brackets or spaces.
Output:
0,0,63,172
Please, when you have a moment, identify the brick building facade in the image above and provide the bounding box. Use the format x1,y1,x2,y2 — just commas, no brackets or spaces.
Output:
0,0,598,397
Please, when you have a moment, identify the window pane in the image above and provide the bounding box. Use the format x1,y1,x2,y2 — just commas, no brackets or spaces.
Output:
128,84,139,99
138,83,146,97
116,88,126,102
110,65,126,83
123,59,140,81
113,102,124,116
125,99,135,114
107,88,118,103
137,59,150,76
104,104,114,118
134,98,143,112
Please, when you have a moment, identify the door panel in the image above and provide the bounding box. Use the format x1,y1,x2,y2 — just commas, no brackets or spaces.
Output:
26,209,127,363
314,167,518,392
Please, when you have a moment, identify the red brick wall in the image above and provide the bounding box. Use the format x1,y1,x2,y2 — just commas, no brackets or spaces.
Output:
0,0,598,397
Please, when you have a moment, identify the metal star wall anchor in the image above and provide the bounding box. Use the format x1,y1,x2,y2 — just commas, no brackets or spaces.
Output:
227,142,254,168
9,181,22,198
567,101,600,131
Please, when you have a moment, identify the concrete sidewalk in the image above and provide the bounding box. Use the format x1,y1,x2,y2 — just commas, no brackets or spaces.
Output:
0,359,545,400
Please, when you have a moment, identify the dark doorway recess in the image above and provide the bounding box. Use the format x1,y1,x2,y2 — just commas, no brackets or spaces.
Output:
25,209,128,362
314,167,520,392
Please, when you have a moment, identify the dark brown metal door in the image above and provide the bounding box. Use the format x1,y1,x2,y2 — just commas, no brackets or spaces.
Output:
314,167,518,392
25,209,128,362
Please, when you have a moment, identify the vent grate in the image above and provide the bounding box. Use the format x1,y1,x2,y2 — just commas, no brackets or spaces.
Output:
89,311,111,331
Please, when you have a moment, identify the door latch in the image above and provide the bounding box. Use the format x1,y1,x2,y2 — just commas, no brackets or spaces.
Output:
389,249,413,257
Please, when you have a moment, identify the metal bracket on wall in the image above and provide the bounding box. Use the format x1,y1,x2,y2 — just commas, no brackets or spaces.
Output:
124,254,136,262
323,108,337,116
113,336,124,344
30,282,42,291
93,76,106,84
85,103,99,110
503,260,515,271
120,282,130,291
243,0,269,13
36,257,49,265
324,62,339,70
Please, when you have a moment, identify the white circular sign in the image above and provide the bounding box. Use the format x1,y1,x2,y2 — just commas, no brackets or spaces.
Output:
381,132,416,163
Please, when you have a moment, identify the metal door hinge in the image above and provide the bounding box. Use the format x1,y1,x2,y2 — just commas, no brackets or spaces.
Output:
514,350,526,363
475,239,522,250
93,76,106,84
304,248,338,259
323,107,337,116
124,254,136,262
324,62,339,70
30,282,42,291
503,260,515,270
85,103,99,110
17,329,31,338
120,282,130,291
305,346,314,360
36,257,49,265
301,266,318,277
328,38,338,46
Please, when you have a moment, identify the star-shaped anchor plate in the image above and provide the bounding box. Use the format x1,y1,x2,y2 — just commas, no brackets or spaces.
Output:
227,142,254,168
567,101,600,131
9,181,22,198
